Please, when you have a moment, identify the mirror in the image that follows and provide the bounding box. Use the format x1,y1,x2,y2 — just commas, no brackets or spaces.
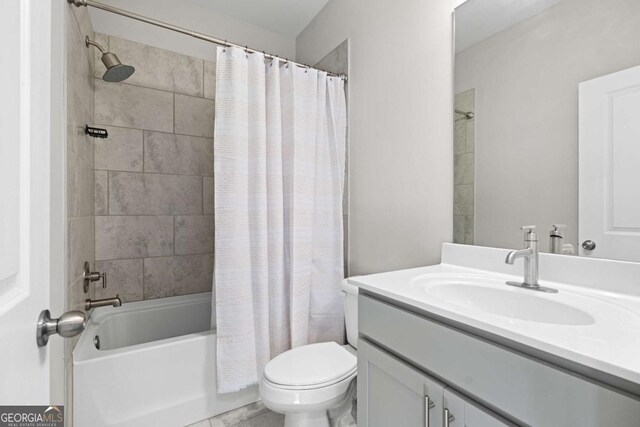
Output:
453,0,640,262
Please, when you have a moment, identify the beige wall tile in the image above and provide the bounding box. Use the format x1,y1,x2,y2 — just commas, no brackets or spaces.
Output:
94,170,108,215
67,89,94,166
453,215,465,244
175,215,214,255
68,216,94,286
454,152,474,185
107,35,204,97
94,259,144,302
143,254,213,299
94,80,173,132
203,177,214,215
67,150,94,217
95,215,174,260
453,184,474,217
109,172,202,215
454,121,467,155
94,126,143,172
144,131,213,176
204,60,216,100
175,94,214,137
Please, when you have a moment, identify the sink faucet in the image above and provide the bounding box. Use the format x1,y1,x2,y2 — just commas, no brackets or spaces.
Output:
85,295,122,310
505,226,558,293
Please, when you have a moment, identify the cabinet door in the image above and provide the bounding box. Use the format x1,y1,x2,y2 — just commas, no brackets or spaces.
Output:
443,388,514,427
358,339,444,427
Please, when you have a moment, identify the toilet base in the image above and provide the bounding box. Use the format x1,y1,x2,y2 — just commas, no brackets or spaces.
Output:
284,411,330,427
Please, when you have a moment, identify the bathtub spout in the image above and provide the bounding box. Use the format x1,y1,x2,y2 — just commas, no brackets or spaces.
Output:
85,295,122,310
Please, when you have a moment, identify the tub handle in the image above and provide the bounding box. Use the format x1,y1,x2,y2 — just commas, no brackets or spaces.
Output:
83,261,107,292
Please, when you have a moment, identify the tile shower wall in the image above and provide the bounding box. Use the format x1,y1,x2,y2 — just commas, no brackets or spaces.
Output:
454,89,475,244
315,40,349,274
66,2,95,327
93,33,215,301
66,4,96,425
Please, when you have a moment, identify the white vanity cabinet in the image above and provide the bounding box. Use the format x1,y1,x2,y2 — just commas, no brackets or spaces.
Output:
443,388,511,427
358,338,445,427
358,339,511,427
358,293,640,426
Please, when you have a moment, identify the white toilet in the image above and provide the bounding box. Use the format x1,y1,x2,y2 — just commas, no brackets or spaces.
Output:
259,278,359,427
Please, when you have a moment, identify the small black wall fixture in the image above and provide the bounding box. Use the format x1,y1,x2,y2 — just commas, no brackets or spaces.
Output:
85,125,108,139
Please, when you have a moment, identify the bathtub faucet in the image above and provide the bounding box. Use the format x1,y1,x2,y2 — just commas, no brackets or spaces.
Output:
85,295,122,310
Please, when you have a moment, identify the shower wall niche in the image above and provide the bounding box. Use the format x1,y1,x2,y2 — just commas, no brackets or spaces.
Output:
93,33,215,302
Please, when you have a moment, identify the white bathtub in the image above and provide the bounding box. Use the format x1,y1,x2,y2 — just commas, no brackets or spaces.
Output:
73,292,259,427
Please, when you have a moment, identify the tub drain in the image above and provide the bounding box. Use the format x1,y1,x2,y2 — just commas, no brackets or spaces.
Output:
94,335,101,350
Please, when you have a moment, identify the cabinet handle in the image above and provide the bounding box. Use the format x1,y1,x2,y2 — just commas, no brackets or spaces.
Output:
424,395,435,427
444,408,455,427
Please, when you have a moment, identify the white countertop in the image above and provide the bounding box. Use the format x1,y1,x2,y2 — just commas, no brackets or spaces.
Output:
351,243,640,387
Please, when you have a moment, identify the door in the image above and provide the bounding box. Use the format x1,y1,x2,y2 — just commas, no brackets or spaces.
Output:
358,339,445,427
579,65,640,261
443,388,513,427
0,0,61,404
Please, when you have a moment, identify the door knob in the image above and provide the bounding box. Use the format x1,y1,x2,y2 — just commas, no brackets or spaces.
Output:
582,240,596,251
36,309,86,347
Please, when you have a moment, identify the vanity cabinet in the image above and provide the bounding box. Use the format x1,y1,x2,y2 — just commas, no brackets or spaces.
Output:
358,338,445,427
358,339,511,427
358,293,640,426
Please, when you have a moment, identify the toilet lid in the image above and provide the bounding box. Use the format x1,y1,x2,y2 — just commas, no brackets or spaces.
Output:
264,342,357,388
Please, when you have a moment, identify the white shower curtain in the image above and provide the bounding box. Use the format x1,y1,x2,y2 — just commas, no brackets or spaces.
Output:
213,46,347,393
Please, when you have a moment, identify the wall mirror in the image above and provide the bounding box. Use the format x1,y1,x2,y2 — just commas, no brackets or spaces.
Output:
453,0,640,262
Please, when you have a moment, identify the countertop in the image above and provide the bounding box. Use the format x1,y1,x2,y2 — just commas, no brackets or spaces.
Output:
351,244,640,390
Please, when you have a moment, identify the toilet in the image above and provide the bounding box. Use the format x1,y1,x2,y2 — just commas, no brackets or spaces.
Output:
259,278,359,427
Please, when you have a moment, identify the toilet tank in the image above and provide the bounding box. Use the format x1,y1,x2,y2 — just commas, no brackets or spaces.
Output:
340,278,359,349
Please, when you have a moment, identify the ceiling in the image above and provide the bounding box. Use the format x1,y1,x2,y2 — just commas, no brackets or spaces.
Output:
183,0,330,37
455,0,564,52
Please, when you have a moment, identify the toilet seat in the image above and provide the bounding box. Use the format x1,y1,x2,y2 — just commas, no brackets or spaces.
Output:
264,342,356,390
260,369,356,413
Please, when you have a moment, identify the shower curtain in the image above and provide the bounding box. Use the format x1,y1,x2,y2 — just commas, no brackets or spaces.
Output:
213,46,347,393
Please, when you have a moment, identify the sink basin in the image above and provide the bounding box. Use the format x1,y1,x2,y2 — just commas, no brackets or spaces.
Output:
412,274,595,326
427,283,595,325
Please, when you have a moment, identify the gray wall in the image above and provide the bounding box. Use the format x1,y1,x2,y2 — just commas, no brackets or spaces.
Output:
455,0,640,251
296,0,454,275
93,34,215,301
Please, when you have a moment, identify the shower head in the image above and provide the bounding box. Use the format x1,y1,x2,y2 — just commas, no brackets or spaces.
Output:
85,36,135,82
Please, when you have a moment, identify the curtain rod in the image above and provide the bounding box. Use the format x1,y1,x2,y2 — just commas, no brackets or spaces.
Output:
68,0,348,82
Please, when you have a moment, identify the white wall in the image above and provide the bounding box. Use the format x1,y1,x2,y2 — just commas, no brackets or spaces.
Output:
455,0,640,251
87,0,296,62
297,0,455,275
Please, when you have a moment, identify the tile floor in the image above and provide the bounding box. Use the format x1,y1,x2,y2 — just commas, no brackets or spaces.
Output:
185,402,284,427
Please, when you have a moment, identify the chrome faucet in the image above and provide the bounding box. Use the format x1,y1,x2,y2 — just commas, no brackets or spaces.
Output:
505,226,558,293
85,295,122,310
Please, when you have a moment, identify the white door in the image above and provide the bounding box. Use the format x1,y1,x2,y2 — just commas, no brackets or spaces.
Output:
0,0,60,404
579,65,640,262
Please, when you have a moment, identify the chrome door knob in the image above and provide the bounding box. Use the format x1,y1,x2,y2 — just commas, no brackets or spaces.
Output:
582,240,596,251
36,309,86,347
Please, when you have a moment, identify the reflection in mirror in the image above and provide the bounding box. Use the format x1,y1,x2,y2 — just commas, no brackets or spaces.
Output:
453,0,640,262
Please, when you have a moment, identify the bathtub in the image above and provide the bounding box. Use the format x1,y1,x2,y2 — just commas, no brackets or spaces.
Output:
73,292,259,427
